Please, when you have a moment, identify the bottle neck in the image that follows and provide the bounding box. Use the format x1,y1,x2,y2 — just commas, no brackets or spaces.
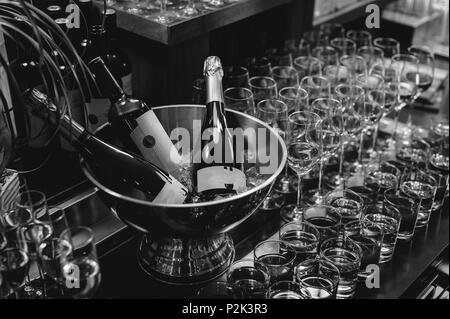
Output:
205,73,224,105
88,57,126,102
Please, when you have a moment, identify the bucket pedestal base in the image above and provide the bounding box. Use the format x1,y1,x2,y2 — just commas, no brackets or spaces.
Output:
137,232,234,285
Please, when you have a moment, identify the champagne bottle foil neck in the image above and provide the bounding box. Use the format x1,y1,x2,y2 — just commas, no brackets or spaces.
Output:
203,56,224,78
206,74,224,104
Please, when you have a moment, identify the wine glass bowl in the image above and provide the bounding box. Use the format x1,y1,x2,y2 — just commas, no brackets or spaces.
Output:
80,105,287,284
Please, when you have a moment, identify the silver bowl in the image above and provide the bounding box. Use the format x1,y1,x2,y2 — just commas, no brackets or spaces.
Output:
80,105,287,284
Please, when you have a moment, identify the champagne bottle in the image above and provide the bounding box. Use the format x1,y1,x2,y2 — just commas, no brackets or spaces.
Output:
193,56,246,197
25,89,188,205
88,57,183,179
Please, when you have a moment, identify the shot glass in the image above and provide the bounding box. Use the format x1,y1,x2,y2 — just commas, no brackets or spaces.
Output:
344,220,383,278
324,189,364,225
303,205,342,242
253,240,297,284
226,259,270,299
224,87,256,115
319,237,362,299
365,162,400,199
384,188,418,241
364,204,401,263
295,258,340,299
279,222,320,264
347,186,378,208
266,280,311,299
399,169,437,228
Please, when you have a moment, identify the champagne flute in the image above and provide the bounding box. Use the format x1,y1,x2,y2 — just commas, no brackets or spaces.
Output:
280,111,322,222
304,98,342,205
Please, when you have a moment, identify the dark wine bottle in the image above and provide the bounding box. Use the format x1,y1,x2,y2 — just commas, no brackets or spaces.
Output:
25,89,188,204
88,57,183,179
193,56,246,197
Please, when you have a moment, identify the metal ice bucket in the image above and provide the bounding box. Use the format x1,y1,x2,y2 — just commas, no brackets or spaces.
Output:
80,105,287,284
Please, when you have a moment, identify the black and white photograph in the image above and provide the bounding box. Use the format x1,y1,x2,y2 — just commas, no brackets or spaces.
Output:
0,0,448,304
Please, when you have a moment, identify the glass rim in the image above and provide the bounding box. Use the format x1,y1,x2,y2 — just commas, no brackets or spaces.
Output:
60,226,95,249
15,190,46,208
330,37,357,46
278,86,299,100
391,53,420,64
303,204,342,228
335,83,365,97
48,206,66,222
249,76,277,89
358,45,384,55
279,221,321,238
224,65,249,77
300,75,330,87
224,87,253,101
347,29,372,37
253,240,297,266
295,257,341,282
288,111,322,126
373,37,400,46
407,45,434,57
383,188,416,207
319,237,363,261
257,99,288,114
311,97,342,111
38,237,73,260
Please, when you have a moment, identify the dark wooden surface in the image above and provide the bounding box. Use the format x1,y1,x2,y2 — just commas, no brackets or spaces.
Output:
103,0,295,45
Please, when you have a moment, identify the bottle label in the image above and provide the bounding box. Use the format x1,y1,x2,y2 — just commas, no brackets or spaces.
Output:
130,110,183,178
152,176,187,204
86,98,110,133
196,166,246,194
121,73,132,96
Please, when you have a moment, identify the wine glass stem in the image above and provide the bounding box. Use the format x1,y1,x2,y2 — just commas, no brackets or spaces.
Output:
317,159,324,196
372,122,379,151
358,130,364,165
296,174,303,209
393,110,399,141
339,138,345,188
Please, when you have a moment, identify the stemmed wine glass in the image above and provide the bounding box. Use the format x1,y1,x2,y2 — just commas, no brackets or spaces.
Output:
274,88,309,195
354,73,385,180
304,98,342,205
373,37,401,83
329,84,364,189
280,111,322,222
256,99,289,211
389,54,420,139
407,45,435,96
299,75,331,108
312,46,339,69
358,46,385,75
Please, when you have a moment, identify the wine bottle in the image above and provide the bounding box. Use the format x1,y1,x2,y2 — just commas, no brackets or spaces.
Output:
25,89,188,205
88,57,183,179
193,56,246,197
